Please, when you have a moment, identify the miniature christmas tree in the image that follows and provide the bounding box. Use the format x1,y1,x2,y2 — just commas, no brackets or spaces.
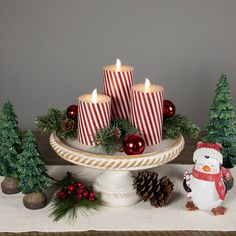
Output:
0,101,22,194
18,130,49,209
203,74,236,168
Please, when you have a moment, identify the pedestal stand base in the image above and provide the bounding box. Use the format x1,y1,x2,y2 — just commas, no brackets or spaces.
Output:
50,133,185,207
93,170,141,207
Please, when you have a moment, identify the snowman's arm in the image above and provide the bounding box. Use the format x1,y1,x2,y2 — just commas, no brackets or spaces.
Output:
183,178,192,193
223,175,234,192
183,171,192,199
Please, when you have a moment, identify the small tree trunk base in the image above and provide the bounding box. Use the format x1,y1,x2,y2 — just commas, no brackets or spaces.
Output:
23,192,47,210
1,177,21,194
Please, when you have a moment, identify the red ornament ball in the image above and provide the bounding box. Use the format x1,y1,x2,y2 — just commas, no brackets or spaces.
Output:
163,100,176,119
123,134,145,155
66,105,78,120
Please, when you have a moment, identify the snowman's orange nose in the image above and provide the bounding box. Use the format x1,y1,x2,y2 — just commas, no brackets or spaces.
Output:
203,165,211,172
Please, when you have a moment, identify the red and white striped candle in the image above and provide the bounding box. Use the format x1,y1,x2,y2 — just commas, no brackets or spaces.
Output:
78,89,111,146
103,59,134,121
130,79,164,146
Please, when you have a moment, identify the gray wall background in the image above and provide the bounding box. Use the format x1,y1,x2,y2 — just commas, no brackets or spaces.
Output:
0,0,236,130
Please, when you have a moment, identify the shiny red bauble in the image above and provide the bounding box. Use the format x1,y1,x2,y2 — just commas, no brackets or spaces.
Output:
163,100,176,119
66,105,78,120
123,134,145,155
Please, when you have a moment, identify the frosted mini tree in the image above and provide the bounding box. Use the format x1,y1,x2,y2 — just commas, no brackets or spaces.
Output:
0,101,21,194
18,130,49,209
203,74,236,168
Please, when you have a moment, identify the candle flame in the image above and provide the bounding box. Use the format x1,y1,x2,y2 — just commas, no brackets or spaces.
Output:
92,89,97,103
116,58,121,71
144,78,150,92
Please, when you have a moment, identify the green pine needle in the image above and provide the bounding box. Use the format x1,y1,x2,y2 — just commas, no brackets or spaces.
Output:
50,196,101,223
49,172,102,223
35,108,200,154
93,119,140,154
162,114,200,140
35,108,77,140
93,116,200,153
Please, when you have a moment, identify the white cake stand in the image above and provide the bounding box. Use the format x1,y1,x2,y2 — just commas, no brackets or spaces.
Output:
49,132,184,207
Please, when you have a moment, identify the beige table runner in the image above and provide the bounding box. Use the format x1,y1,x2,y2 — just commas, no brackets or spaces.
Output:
0,164,235,232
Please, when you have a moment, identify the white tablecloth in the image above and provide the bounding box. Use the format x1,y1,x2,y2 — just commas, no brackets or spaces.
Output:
0,164,235,232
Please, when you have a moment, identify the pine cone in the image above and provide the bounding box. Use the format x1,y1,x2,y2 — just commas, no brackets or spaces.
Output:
133,171,174,207
61,118,75,132
94,140,104,146
112,127,121,138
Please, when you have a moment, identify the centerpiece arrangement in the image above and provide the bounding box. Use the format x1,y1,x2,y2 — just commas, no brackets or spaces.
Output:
36,59,199,154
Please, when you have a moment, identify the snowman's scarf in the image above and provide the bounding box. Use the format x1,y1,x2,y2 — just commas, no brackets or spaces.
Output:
192,167,231,200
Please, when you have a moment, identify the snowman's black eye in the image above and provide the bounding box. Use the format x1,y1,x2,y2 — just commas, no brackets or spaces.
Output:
205,155,210,159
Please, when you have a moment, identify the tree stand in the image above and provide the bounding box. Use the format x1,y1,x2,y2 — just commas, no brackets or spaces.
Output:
1,176,21,194
23,192,47,210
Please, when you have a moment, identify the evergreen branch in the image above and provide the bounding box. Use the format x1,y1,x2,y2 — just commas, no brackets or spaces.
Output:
93,126,118,153
49,172,102,223
93,119,140,154
35,108,77,140
34,107,200,153
162,114,200,140
50,196,101,223
111,119,140,136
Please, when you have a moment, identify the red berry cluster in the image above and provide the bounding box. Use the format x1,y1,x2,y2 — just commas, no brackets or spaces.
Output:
56,181,95,202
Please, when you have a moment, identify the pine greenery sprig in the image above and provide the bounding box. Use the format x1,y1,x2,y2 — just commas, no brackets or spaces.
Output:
112,119,139,135
50,195,101,223
93,116,199,154
35,108,77,140
35,107,200,152
162,114,200,140
49,172,101,223
93,119,140,154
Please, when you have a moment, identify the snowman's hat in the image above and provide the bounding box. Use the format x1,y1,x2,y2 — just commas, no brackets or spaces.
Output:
193,142,223,164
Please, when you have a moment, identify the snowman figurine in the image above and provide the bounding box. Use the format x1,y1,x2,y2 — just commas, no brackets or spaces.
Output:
183,141,234,215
